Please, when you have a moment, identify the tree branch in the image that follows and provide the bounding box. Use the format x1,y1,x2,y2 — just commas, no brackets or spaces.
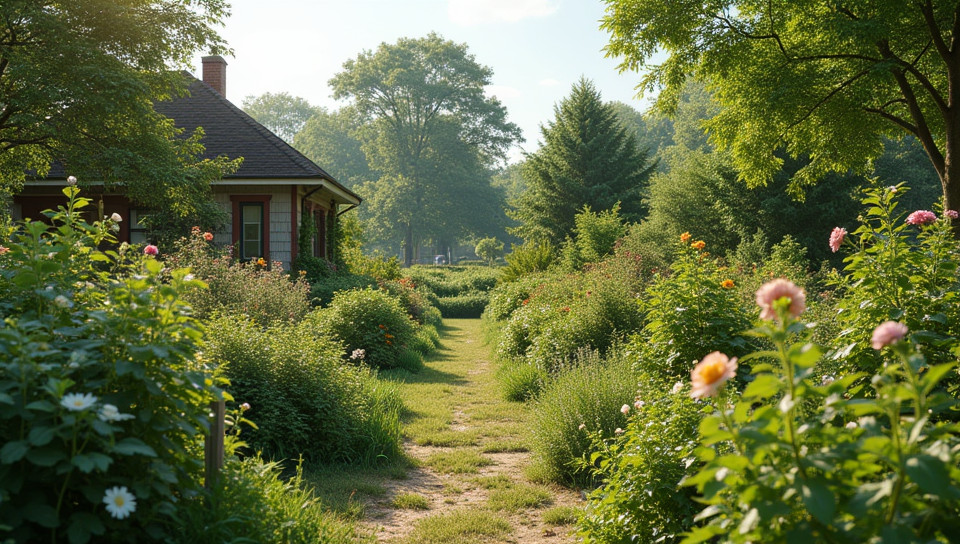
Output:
920,0,951,61
784,69,871,133
863,107,918,134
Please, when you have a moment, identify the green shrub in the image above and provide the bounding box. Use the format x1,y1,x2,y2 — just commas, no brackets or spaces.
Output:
0,188,220,543
405,265,500,297
501,242,556,283
344,248,402,281
174,456,364,543
579,385,701,544
167,228,311,327
420,307,443,330
475,237,505,265
498,360,547,402
311,288,416,370
206,315,403,464
529,350,638,485
483,273,554,323
309,273,378,307
435,293,489,318
378,277,438,325
410,325,440,355
396,348,425,373
561,204,628,271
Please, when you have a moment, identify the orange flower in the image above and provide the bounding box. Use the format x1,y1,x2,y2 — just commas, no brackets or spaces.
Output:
691,240,706,251
680,232,691,243
721,279,735,289
378,324,386,330
203,232,214,241
522,298,529,305
386,340,393,345
690,352,738,399
385,334,394,339
256,257,266,267
562,306,570,312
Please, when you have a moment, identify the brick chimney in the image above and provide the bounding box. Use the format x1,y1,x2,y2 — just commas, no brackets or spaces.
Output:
202,55,227,96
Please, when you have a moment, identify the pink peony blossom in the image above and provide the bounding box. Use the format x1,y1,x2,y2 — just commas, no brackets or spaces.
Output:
620,404,630,415
946,210,959,220
690,352,738,399
755,278,806,321
906,210,937,226
871,321,909,350
143,245,158,256
829,227,846,253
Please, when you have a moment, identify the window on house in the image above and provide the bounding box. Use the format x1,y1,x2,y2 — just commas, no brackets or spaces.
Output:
239,202,264,260
129,209,149,244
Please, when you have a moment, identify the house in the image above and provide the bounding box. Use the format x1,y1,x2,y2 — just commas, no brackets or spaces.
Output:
10,56,360,270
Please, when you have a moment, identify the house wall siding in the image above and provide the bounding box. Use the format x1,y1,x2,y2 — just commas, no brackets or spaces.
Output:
214,186,292,268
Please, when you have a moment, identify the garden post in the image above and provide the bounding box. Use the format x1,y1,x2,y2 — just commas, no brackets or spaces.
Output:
204,399,226,489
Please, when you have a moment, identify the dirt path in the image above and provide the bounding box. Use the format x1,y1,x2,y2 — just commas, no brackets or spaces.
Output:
360,318,584,544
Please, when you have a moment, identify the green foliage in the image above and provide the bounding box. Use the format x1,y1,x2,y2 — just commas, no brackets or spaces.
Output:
579,387,702,544
0,188,220,543
434,293,488,318
474,237,505,265
166,230,311,327
561,204,628,271
509,78,656,244
241,92,321,143
529,350,638,485
309,273,379,308
0,0,230,200
829,185,960,389
174,456,365,543
206,315,403,464
331,33,521,265
500,242,556,283
683,293,960,542
635,236,752,383
311,288,417,370
378,277,439,326
294,105,377,190
498,361,547,402
601,0,960,211
483,272,554,323
404,265,499,318
344,249,402,282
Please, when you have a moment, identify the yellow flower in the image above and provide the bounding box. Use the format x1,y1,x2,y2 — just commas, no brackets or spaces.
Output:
691,240,706,251
256,257,266,267
721,279,735,289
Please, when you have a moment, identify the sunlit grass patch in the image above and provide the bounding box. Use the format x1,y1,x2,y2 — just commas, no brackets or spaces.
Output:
400,509,512,544
392,492,429,510
471,474,514,490
480,439,529,453
542,505,581,525
423,450,494,474
487,484,553,512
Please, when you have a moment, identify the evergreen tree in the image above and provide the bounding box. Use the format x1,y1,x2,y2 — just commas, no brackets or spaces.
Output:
509,78,655,244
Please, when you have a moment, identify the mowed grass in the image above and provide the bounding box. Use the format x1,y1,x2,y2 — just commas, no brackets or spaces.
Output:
399,509,512,544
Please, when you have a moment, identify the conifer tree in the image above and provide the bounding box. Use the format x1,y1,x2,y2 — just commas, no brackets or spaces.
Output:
509,78,655,244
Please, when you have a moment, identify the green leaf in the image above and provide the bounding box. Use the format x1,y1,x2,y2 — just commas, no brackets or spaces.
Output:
0,440,30,463
742,374,781,400
67,512,105,544
789,343,821,369
922,362,958,395
905,455,950,496
72,454,96,473
0,393,13,405
800,479,835,525
28,425,57,446
112,437,157,457
26,446,67,467
22,502,59,528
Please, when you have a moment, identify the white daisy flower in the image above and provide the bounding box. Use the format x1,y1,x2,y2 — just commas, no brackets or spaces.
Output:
103,486,137,519
61,393,97,411
98,404,135,422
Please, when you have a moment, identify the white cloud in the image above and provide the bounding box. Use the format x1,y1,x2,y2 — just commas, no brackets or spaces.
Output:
538,78,561,87
484,84,523,100
448,0,558,25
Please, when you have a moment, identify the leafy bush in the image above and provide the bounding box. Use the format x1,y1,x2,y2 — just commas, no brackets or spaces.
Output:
579,386,702,544
0,188,220,543
435,293,489,318
378,277,438,326
174,456,365,543
309,273,378,307
167,228,311,327
561,204,628,271
344,249,402,282
206,315,403,464
498,360,547,402
501,242,556,283
483,273,555,323
310,288,416,370
405,265,500,297
683,280,960,542
529,350,638,484
475,237,504,265
828,184,960,389
633,235,751,384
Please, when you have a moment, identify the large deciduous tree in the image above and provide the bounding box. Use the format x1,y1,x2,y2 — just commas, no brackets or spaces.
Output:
509,78,655,244
0,0,234,233
602,0,960,216
330,33,521,265
242,92,320,143
293,105,376,189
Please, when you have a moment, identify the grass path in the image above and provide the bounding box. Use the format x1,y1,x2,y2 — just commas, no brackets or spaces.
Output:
307,318,583,543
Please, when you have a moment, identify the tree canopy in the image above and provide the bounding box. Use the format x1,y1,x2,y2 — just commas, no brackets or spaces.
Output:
293,106,376,189
509,78,655,244
0,0,230,196
242,92,320,143
330,33,522,264
602,0,960,213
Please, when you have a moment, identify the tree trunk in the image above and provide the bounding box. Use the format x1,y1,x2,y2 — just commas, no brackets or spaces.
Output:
403,224,413,267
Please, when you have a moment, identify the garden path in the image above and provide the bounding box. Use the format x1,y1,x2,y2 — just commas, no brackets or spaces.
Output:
360,318,584,543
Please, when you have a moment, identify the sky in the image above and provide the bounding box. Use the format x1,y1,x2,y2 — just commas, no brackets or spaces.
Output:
190,0,654,162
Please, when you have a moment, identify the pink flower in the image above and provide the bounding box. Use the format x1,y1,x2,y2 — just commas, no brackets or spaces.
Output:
0,245,8,255
240,402,251,411
690,352,738,399
829,227,846,253
620,404,630,415
871,321,909,350
755,278,806,321
906,210,937,226
203,232,214,241
946,210,959,220
143,245,158,256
